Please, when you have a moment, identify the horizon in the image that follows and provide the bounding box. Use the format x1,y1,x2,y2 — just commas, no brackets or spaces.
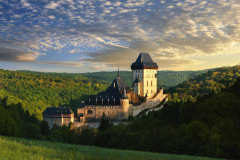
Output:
0,0,240,73
1,64,239,74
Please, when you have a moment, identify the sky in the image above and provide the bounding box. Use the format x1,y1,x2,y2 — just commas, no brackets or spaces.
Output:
0,0,240,73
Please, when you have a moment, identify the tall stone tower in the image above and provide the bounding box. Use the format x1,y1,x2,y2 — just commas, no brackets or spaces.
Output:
131,52,158,98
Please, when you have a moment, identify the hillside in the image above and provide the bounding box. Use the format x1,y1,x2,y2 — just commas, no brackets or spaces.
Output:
94,78,240,159
167,65,240,102
0,69,108,119
81,70,207,88
19,70,207,88
0,136,223,160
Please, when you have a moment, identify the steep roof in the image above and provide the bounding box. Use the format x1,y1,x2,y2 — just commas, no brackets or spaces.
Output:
131,52,158,70
42,107,74,115
84,73,130,106
106,76,130,93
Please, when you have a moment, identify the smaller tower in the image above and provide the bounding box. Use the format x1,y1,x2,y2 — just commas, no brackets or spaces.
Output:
120,86,130,120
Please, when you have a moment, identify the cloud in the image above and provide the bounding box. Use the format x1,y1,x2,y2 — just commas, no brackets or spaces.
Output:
48,15,55,19
45,1,59,9
37,61,83,67
20,0,31,8
0,47,39,62
0,0,240,71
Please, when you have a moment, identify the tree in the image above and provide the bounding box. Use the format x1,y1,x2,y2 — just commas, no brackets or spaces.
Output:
40,120,50,136
98,113,112,131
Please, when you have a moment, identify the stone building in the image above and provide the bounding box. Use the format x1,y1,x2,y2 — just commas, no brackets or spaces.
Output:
131,52,158,98
42,107,74,128
77,52,167,123
77,72,138,122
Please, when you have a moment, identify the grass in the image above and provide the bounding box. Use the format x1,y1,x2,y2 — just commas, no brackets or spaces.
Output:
0,135,224,160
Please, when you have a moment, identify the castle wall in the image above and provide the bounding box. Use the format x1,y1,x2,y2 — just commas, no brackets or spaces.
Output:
77,103,132,122
43,114,74,128
132,89,167,117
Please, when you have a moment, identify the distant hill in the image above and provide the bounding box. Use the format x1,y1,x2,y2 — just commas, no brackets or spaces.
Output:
81,70,208,88
19,70,209,88
167,65,240,102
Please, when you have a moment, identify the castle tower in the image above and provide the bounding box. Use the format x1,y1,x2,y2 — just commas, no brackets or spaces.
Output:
120,86,130,120
131,52,158,98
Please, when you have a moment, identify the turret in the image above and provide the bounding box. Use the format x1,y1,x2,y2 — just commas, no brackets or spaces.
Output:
120,86,130,120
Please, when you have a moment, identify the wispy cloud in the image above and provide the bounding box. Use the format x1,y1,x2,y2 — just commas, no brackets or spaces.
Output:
0,0,239,71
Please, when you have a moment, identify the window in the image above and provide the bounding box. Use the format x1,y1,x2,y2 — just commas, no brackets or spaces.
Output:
151,90,153,93
147,81,148,86
155,74,157,78
147,90,148,93
151,81,152,86
87,110,93,115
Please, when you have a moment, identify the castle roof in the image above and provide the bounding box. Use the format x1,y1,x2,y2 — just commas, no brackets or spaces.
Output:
131,52,158,70
84,71,131,105
106,76,130,93
133,78,141,83
84,73,130,106
43,107,74,115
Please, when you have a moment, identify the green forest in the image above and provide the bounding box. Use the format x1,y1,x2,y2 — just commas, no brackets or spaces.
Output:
20,69,208,88
167,65,240,102
80,70,207,88
0,68,208,119
0,69,107,119
1,65,240,159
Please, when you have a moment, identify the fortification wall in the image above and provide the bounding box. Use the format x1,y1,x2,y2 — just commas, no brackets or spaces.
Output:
132,89,167,117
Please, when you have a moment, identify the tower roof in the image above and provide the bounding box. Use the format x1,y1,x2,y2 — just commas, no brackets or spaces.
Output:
131,52,158,70
122,86,128,99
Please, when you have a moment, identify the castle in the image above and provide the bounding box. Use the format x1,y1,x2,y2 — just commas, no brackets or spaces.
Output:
43,53,167,127
77,52,167,123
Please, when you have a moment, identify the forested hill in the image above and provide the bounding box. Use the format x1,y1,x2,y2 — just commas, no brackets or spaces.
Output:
80,70,208,88
0,69,107,119
20,70,208,88
167,65,240,102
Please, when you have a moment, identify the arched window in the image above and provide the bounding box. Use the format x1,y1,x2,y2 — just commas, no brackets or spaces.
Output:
87,110,93,115
147,81,148,86
151,81,152,86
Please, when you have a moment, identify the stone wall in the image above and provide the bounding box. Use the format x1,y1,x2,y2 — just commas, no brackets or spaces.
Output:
77,104,132,122
132,89,167,117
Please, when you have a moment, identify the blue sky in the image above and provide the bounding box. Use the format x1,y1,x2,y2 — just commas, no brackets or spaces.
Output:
0,0,240,73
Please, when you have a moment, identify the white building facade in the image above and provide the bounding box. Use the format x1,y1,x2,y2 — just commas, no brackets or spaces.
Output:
131,53,158,98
